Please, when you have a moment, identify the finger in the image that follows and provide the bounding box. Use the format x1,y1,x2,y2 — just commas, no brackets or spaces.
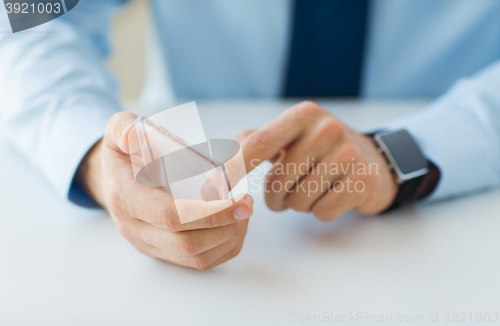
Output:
200,149,250,203
240,101,328,173
206,102,327,197
199,238,245,270
174,193,254,228
137,232,246,271
234,129,255,143
133,217,248,256
200,180,223,202
310,177,362,221
186,232,246,271
105,111,139,154
283,152,354,212
120,180,254,231
263,131,333,211
284,169,337,213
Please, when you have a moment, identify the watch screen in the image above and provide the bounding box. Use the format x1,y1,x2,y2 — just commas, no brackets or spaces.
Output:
380,130,428,175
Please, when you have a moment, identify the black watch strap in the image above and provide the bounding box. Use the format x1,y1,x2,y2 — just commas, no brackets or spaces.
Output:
385,172,426,212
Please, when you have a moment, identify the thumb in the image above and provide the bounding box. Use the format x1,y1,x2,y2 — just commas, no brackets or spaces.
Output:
105,112,139,154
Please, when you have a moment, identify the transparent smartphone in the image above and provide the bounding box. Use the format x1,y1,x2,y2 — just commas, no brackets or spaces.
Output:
127,102,248,223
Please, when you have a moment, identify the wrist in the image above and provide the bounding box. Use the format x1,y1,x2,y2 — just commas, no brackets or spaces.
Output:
355,135,399,214
368,129,438,212
75,139,106,208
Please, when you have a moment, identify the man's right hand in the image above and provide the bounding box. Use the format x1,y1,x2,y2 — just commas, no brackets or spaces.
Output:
76,112,254,271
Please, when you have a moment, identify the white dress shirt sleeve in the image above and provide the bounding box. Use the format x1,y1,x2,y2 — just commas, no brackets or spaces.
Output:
0,1,125,206
382,60,500,202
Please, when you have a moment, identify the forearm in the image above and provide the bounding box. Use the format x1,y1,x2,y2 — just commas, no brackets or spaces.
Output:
380,60,500,201
0,3,122,202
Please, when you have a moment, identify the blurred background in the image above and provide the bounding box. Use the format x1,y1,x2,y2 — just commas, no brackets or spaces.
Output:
108,0,148,101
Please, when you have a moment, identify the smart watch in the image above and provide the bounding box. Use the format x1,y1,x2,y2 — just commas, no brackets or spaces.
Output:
371,129,430,211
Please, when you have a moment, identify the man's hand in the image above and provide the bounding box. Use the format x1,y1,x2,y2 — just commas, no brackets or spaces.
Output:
76,112,254,271
237,101,398,221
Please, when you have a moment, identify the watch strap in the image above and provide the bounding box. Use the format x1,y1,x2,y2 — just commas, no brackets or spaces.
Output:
384,172,426,212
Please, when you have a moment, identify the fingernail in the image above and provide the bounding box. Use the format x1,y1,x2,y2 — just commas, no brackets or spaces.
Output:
120,123,135,147
244,195,254,206
120,123,135,139
233,206,251,220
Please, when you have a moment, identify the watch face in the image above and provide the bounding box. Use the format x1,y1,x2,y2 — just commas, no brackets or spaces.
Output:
378,130,428,175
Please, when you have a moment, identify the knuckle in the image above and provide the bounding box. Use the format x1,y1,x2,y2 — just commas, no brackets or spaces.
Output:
107,112,127,137
234,129,252,142
285,195,309,212
316,117,345,141
294,101,324,119
107,191,125,215
176,238,198,257
191,255,212,271
205,213,216,229
360,193,377,211
234,220,249,237
106,112,122,131
116,222,134,240
163,219,180,233
312,205,332,221
367,172,381,189
196,265,213,272
247,130,271,150
263,172,281,191
133,244,149,256
264,191,288,212
230,243,244,258
161,207,181,232
339,142,362,161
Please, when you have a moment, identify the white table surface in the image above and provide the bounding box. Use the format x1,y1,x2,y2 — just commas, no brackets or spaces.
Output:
1,100,499,326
